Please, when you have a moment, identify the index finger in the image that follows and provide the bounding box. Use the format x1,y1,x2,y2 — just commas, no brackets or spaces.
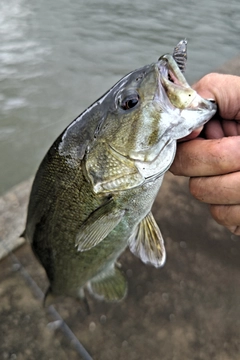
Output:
193,73,240,120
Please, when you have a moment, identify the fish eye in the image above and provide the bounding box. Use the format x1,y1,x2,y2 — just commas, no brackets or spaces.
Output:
119,93,140,111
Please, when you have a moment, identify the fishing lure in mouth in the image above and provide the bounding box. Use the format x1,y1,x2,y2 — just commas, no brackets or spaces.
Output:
173,38,188,73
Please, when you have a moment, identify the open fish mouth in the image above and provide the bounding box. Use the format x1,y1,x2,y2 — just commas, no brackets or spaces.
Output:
157,52,216,112
157,54,199,109
159,54,189,88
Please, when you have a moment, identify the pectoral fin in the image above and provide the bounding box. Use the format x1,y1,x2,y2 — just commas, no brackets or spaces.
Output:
88,265,127,301
128,212,166,268
76,200,125,251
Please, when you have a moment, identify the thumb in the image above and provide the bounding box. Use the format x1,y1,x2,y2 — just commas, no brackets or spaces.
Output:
193,73,240,120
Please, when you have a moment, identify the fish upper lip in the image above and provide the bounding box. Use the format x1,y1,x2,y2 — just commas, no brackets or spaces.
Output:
158,54,190,91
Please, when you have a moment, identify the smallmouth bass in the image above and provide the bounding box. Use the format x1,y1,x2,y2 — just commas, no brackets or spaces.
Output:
24,41,216,304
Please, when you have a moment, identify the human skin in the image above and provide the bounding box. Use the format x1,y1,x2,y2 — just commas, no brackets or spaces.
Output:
170,73,240,235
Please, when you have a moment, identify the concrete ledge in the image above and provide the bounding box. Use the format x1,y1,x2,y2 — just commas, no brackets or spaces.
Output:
0,178,32,259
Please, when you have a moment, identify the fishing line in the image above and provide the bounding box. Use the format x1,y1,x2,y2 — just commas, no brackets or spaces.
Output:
1,240,93,360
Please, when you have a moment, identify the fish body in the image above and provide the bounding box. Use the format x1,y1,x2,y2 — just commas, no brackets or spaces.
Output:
25,42,216,302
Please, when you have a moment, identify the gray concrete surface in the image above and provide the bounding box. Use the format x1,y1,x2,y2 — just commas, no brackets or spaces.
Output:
1,57,240,359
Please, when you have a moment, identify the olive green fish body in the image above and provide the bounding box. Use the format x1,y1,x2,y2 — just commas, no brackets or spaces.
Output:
28,131,163,300
25,42,216,303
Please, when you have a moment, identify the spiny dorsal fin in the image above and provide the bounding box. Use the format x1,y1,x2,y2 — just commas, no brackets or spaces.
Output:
76,200,125,251
128,212,166,268
88,265,127,302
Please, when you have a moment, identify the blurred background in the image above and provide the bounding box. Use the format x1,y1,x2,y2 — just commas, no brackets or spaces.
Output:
1,1,240,359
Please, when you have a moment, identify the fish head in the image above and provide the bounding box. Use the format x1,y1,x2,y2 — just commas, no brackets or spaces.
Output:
105,54,216,157
59,51,216,193
89,54,216,187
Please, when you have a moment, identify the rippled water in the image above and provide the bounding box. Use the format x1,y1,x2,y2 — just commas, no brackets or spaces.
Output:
1,0,240,194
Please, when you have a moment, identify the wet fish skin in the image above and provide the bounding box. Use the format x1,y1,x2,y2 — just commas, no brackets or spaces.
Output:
24,44,216,303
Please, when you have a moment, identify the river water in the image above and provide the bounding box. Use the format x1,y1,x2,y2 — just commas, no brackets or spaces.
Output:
0,0,240,195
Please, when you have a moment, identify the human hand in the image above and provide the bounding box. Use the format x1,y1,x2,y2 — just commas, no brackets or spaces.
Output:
170,73,240,235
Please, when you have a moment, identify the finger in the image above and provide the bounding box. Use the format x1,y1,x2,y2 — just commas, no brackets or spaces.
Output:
227,226,240,236
193,73,240,120
222,119,240,137
204,118,240,139
189,172,240,204
204,118,225,139
210,204,240,235
170,137,240,177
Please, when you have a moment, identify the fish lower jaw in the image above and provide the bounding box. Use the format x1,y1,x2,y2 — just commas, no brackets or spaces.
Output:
161,77,198,109
159,54,189,86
